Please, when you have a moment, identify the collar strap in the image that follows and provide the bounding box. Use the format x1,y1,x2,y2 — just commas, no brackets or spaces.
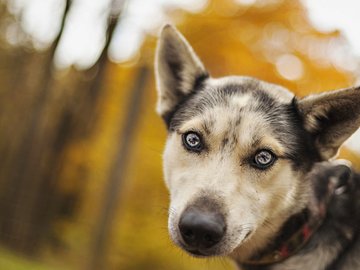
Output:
243,209,324,265
243,177,337,266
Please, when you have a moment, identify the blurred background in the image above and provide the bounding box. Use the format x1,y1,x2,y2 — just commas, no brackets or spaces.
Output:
0,0,360,269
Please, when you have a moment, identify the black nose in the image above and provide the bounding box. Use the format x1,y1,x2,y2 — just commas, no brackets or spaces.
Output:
179,207,226,249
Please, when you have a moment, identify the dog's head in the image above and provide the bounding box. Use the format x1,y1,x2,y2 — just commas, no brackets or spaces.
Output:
155,25,360,260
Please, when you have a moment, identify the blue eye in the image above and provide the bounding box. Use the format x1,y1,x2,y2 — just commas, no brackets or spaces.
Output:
252,150,276,169
182,132,203,152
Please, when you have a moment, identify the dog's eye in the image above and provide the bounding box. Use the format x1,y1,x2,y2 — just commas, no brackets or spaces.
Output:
252,150,276,169
182,132,202,152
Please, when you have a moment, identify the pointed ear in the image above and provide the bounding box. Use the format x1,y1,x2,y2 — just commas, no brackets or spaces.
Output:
297,86,360,160
155,24,209,125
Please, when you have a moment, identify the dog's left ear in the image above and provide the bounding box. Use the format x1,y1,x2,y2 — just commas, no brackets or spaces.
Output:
155,24,209,126
297,86,360,160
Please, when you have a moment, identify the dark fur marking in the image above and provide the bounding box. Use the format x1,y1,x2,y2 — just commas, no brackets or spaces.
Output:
202,117,214,135
222,137,229,149
193,72,210,90
235,115,241,127
165,83,207,130
232,133,238,147
169,88,215,131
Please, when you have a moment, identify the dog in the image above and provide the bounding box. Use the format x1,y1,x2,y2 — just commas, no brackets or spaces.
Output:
154,24,360,270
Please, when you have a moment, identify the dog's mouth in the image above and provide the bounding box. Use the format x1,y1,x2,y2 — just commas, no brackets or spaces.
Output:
180,244,214,257
175,235,221,257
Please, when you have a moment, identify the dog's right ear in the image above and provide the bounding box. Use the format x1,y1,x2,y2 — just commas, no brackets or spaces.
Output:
155,24,209,126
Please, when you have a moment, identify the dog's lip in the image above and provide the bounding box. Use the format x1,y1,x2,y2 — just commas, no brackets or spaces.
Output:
243,229,254,241
184,248,209,257
177,242,214,257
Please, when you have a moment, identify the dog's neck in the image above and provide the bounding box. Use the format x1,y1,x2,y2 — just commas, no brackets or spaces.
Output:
235,166,359,270
238,207,323,268
237,207,356,270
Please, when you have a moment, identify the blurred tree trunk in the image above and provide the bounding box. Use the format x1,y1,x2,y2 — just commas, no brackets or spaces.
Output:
0,0,129,257
0,0,73,254
89,65,150,270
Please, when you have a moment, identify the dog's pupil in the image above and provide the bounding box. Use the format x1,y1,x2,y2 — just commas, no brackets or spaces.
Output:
187,134,199,146
257,151,271,164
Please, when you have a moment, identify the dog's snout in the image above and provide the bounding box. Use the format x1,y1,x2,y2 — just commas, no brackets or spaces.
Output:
179,207,226,249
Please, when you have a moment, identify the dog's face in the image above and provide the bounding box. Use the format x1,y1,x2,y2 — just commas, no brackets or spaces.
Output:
155,25,360,261
162,76,315,259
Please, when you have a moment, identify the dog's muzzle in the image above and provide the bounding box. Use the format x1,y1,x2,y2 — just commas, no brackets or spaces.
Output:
178,200,226,256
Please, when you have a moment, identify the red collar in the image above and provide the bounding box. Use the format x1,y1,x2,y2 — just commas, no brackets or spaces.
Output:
243,177,338,266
